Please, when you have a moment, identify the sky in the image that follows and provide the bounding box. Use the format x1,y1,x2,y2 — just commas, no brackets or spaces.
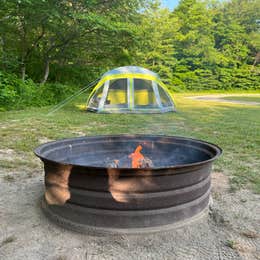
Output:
161,0,180,10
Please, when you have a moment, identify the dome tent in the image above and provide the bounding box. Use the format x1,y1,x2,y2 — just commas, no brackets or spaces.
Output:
86,66,176,113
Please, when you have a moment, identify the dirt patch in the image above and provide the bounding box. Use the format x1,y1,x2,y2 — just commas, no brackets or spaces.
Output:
38,137,54,144
187,94,260,106
0,168,259,260
0,149,17,161
71,131,86,136
211,171,230,194
240,231,259,239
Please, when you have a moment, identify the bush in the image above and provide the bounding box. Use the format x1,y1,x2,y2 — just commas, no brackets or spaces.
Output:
0,71,37,110
170,66,259,91
37,83,79,106
0,71,80,111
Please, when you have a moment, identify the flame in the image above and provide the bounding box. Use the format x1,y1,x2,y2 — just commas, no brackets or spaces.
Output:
128,145,144,168
108,144,155,203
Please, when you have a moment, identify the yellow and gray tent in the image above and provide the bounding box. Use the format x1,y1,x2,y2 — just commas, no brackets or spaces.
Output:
86,66,176,113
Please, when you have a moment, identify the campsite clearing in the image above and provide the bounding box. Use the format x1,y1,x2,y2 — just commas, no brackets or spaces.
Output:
0,93,259,259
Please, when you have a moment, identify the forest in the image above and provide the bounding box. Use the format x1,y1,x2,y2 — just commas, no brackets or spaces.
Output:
0,0,259,110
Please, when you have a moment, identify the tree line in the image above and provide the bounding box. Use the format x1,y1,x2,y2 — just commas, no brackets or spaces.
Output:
0,0,259,110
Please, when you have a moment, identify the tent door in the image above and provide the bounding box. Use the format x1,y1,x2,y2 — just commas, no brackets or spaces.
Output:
152,81,163,108
98,80,110,110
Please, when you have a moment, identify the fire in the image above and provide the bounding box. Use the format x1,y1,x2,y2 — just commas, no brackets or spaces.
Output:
128,145,144,168
108,144,154,203
128,145,153,168
107,144,153,168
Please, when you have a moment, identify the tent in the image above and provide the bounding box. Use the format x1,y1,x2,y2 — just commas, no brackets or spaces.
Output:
86,66,176,113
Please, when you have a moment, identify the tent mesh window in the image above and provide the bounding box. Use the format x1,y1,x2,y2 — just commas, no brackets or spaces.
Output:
133,79,157,108
104,79,128,108
88,84,104,109
158,84,173,107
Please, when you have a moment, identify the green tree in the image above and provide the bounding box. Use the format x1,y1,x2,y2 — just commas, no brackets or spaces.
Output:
0,0,150,83
134,3,178,86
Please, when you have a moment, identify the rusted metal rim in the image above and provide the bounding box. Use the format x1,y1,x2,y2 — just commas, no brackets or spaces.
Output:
36,134,221,234
41,195,210,235
34,134,222,171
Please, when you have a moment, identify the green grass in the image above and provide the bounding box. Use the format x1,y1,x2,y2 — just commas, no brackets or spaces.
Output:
0,93,259,193
222,96,260,103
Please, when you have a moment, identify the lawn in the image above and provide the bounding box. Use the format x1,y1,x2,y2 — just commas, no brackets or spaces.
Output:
0,93,259,193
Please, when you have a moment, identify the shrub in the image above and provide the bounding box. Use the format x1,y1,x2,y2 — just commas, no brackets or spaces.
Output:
170,66,259,91
0,71,37,110
0,71,80,111
37,83,79,106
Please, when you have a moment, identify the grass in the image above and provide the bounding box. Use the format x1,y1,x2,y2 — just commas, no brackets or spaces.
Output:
222,96,260,103
225,239,237,249
0,93,259,193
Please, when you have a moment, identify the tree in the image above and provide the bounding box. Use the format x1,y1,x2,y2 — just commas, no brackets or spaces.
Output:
134,4,178,85
0,0,151,83
0,0,54,80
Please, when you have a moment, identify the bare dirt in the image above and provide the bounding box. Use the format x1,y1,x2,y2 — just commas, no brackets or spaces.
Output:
0,162,259,260
187,94,260,106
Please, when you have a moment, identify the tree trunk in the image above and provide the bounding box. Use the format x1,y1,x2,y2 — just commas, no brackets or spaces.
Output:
41,59,50,84
253,52,260,66
21,63,26,81
251,52,260,71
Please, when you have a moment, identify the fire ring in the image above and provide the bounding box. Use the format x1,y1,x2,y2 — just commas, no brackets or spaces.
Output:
35,135,222,234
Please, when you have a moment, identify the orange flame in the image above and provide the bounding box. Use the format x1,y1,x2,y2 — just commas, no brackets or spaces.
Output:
108,144,155,203
128,145,144,168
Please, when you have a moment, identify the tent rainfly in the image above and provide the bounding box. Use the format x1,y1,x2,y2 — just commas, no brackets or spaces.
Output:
86,66,176,113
